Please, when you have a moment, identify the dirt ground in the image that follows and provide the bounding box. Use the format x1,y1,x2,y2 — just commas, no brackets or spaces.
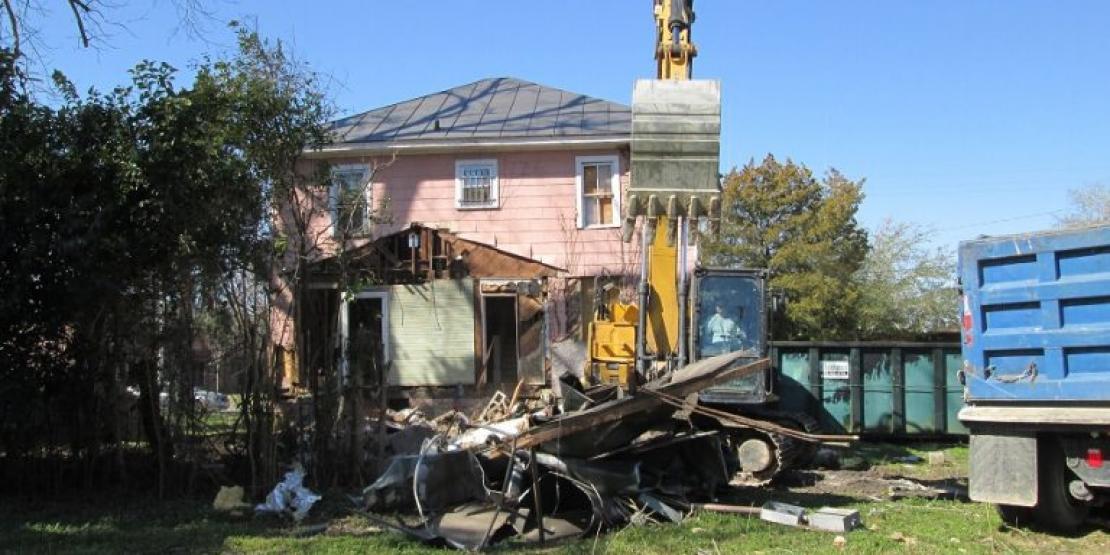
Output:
714,442,970,510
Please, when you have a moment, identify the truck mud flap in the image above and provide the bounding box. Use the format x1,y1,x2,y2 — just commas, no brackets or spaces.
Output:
969,432,1037,507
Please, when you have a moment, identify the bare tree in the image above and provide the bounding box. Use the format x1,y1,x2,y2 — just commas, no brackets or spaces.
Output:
0,0,214,64
271,150,396,487
1058,183,1110,228
854,219,958,339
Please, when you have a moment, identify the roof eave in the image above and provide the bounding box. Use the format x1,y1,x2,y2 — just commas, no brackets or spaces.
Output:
302,135,629,158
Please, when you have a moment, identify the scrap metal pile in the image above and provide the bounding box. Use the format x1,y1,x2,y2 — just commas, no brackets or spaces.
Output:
354,352,829,550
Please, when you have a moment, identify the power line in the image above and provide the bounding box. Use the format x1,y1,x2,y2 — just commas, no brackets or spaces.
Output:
937,209,1064,232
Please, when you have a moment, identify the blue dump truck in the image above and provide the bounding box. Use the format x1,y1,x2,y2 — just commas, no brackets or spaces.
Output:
958,225,1110,532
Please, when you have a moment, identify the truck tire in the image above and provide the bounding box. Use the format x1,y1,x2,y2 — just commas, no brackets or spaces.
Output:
1031,439,1089,534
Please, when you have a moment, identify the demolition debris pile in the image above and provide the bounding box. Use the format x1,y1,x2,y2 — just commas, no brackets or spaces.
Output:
348,352,846,550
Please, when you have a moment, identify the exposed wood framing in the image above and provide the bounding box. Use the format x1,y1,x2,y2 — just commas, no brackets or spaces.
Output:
311,223,563,284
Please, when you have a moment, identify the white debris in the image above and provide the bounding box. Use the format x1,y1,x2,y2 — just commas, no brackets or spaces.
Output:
255,463,322,522
448,416,529,451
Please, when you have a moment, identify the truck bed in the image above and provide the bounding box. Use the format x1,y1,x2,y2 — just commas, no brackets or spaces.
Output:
958,225,1110,403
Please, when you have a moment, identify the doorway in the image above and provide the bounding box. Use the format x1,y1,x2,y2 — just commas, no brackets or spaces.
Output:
346,294,388,386
483,295,518,385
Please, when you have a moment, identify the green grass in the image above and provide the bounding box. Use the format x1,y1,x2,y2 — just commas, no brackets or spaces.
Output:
3,442,1107,554
859,441,970,481
569,498,1109,554
0,498,418,555
3,496,1106,554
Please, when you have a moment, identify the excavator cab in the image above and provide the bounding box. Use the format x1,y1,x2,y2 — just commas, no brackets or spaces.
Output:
690,268,773,404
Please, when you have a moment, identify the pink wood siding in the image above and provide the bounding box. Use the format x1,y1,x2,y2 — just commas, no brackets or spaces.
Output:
318,149,639,277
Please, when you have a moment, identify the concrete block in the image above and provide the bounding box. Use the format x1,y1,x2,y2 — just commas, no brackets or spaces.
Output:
809,507,862,532
927,451,947,465
759,501,805,527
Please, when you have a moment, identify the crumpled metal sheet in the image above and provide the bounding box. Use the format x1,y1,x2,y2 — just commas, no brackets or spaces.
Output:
431,502,515,551
386,424,436,456
535,453,642,498
364,353,769,550
362,449,486,512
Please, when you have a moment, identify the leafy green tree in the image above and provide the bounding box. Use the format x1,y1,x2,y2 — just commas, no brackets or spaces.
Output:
700,155,868,339
854,220,958,339
0,25,332,494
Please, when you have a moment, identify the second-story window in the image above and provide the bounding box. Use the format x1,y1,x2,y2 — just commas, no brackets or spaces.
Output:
576,155,620,228
455,159,499,209
331,165,370,237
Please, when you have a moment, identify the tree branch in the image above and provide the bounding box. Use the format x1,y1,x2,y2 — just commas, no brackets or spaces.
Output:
67,0,90,48
2,0,19,58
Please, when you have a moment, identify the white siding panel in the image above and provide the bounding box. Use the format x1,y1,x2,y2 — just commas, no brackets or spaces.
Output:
387,279,476,386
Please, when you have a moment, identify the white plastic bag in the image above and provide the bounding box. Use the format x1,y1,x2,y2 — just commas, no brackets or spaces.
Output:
254,463,322,522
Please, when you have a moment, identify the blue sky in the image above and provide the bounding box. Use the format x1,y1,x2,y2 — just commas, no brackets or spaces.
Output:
34,0,1110,250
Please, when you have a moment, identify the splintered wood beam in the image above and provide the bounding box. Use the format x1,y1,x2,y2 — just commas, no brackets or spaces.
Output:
643,388,857,443
509,353,768,451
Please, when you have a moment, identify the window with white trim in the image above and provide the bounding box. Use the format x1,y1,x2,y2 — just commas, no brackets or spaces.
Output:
455,159,499,209
331,165,371,236
576,155,620,228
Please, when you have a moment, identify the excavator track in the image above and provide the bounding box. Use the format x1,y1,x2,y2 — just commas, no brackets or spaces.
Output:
724,410,824,486
783,411,823,468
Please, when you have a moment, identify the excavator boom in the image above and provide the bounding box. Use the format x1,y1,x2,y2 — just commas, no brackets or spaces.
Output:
587,0,837,487
588,0,723,386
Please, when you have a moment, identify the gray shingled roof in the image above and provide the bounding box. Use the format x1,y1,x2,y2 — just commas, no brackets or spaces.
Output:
327,77,631,146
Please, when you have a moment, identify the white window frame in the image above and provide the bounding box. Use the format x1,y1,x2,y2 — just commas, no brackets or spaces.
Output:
455,159,499,210
330,163,371,237
575,154,621,229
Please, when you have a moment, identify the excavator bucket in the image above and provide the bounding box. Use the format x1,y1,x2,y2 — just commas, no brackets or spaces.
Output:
623,79,722,242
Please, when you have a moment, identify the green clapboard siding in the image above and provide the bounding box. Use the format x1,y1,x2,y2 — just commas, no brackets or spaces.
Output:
388,279,475,386
862,350,895,434
904,350,936,434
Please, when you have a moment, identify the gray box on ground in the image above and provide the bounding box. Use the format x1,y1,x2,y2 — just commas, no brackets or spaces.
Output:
759,501,805,527
808,507,862,532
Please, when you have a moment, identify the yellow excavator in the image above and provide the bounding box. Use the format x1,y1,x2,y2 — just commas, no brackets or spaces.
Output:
586,0,718,390
584,0,825,483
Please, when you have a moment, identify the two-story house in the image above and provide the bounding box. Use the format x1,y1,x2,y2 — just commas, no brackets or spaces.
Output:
273,77,640,402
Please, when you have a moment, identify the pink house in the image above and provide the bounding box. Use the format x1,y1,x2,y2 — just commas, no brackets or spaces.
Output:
276,77,640,397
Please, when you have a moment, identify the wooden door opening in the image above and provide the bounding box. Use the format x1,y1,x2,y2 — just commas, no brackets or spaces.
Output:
483,295,518,386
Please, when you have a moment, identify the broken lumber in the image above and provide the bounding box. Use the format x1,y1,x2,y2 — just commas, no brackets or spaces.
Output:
689,503,761,515
642,388,858,444
507,352,768,452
